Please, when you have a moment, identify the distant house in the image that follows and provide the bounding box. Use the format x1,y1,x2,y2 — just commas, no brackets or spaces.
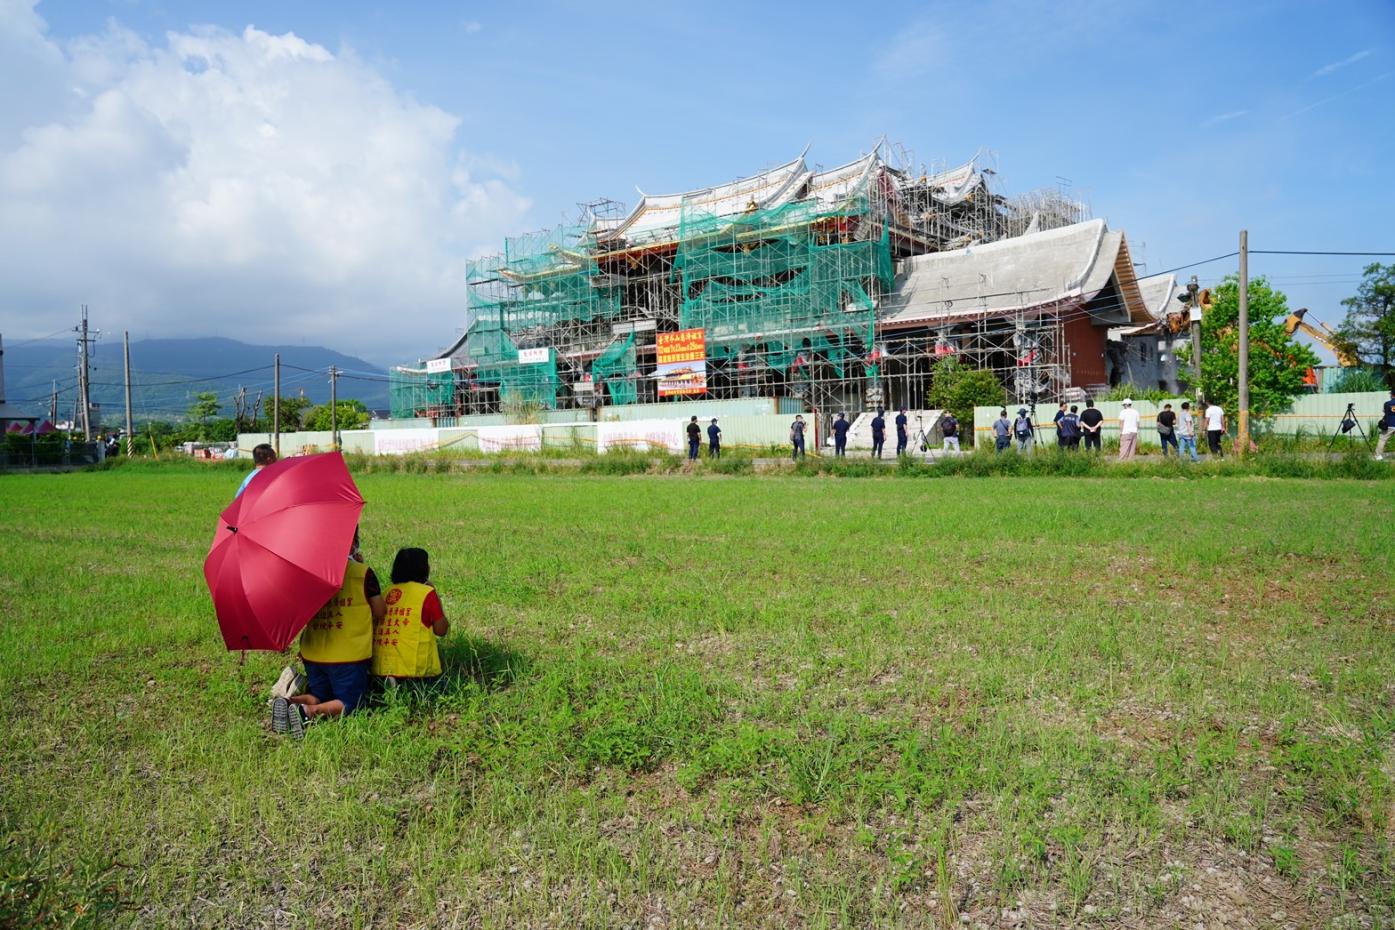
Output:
1106,273,1188,394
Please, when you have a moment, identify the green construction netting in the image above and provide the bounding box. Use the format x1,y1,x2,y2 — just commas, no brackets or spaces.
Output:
466,224,622,333
389,368,454,418
591,332,637,405
673,197,893,364
460,323,561,408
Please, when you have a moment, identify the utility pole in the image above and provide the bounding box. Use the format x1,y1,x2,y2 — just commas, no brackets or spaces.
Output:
1237,229,1250,454
75,305,96,441
123,331,134,457
273,353,281,457
1187,276,1203,394
49,380,58,422
329,366,339,450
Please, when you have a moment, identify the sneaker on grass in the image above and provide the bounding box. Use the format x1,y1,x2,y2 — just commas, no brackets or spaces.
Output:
286,702,310,740
271,696,290,735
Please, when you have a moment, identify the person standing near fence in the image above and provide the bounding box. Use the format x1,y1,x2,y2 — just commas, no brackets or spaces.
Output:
870,409,886,459
1012,408,1034,454
707,418,721,459
1080,399,1104,452
686,416,701,461
1156,403,1179,458
1204,400,1226,457
941,411,960,452
1117,399,1140,461
1060,405,1081,450
1376,388,1395,461
993,409,1012,453
895,408,909,456
1053,402,1068,448
1177,402,1199,462
832,412,850,457
790,415,806,461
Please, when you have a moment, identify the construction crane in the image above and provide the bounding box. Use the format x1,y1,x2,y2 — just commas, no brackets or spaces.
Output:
1283,307,1357,367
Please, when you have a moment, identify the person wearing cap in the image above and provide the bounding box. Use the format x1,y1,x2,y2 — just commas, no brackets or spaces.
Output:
707,417,721,459
894,408,909,455
1117,398,1140,461
1011,407,1034,453
870,409,886,458
832,412,850,457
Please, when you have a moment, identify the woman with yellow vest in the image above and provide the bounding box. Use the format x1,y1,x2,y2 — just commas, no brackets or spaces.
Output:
274,531,386,736
373,547,449,685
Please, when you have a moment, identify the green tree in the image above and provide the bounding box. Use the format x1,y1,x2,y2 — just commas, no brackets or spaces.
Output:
1337,262,1395,385
1176,275,1319,420
926,357,1006,446
276,395,313,432
188,392,221,440
302,400,370,432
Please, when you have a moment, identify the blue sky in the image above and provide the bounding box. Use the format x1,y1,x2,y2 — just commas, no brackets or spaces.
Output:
4,0,1393,364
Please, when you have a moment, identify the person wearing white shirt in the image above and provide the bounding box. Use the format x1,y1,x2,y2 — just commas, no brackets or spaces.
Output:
1204,401,1226,457
1117,399,1140,460
1177,401,1200,463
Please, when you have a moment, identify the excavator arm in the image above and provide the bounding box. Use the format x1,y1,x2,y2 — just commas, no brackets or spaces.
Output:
1283,308,1357,367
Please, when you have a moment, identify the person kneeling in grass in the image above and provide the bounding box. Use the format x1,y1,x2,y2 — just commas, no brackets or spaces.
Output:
372,547,449,689
273,530,386,738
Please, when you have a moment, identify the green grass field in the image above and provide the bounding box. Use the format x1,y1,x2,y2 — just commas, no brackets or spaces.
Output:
3,467,1394,928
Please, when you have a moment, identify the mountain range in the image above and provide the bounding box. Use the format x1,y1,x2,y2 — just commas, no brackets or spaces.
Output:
2,336,389,423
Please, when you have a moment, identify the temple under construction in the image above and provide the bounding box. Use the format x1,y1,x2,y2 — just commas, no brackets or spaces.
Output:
390,143,1158,427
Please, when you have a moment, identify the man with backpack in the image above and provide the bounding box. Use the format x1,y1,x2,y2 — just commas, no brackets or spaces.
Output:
1012,407,1035,453
940,411,960,452
992,409,1012,453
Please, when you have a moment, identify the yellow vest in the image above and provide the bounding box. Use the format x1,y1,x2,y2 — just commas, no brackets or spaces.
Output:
372,582,442,678
300,560,374,663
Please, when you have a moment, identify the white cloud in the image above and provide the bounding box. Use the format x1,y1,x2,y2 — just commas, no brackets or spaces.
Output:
1309,48,1372,79
0,2,530,363
1200,109,1249,127
461,20,483,34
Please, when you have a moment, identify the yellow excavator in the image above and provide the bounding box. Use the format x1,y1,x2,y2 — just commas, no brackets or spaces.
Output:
1283,307,1357,367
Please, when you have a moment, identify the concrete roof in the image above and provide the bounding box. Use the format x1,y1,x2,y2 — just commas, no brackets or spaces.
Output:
879,219,1153,328
1136,273,1179,320
602,151,812,245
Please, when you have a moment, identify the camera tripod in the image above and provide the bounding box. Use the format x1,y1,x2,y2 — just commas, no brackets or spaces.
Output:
1328,402,1372,451
912,415,935,456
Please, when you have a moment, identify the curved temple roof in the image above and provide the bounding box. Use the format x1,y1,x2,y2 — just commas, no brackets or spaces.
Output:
880,219,1153,328
602,151,813,245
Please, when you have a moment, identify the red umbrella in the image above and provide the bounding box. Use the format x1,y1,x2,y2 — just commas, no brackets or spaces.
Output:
203,451,364,652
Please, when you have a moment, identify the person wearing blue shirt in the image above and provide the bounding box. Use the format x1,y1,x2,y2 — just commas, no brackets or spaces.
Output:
870,409,886,458
832,413,851,457
236,444,277,497
1377,389,1395,461
707,418,721,458
894,408,909,455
